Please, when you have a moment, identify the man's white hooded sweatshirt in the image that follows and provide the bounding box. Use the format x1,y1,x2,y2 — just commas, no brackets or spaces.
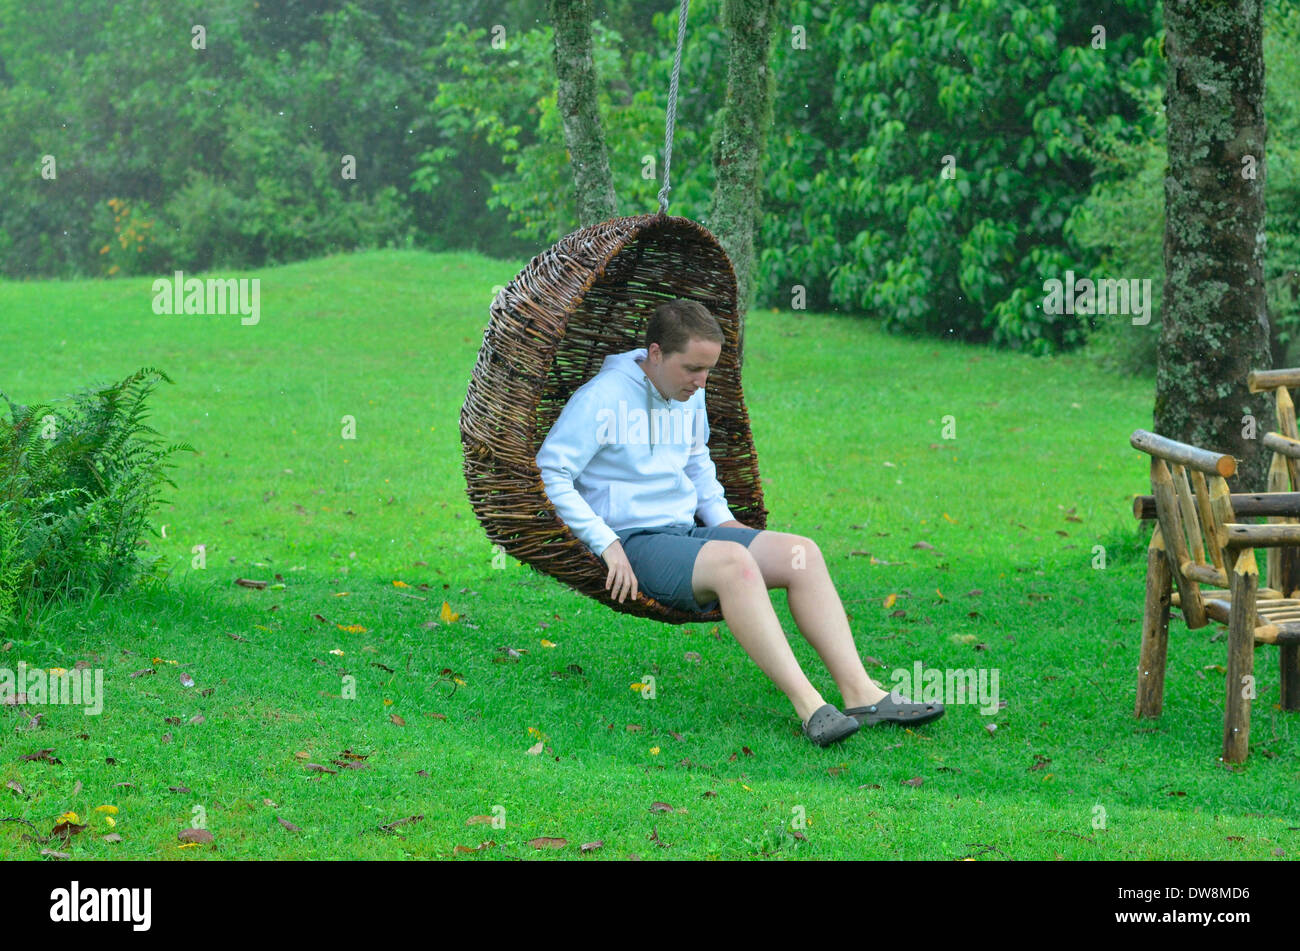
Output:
535,347,737,559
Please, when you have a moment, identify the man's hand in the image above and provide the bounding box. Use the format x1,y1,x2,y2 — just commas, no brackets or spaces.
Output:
599,540,640,603
717,519,749,529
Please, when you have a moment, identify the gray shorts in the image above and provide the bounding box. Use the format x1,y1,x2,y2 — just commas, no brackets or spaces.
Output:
614,522,762,614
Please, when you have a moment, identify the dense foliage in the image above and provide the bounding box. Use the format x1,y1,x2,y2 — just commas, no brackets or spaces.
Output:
2,0,1296,360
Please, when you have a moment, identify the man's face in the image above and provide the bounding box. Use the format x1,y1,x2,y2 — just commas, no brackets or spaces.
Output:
649,337,721,402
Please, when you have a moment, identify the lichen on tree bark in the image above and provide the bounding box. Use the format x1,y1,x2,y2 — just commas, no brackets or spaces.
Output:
1156,0,1271,490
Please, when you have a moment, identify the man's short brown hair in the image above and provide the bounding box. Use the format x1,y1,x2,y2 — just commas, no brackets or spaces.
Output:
646,299,724,358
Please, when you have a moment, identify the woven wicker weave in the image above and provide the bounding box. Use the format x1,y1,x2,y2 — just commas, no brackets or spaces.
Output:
460,212,768,623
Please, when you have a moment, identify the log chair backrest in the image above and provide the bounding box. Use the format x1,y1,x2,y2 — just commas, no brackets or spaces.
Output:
1130,430,1239,630
1247,370,1300,488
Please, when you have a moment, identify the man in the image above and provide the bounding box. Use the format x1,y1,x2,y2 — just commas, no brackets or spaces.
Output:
535,299,944,747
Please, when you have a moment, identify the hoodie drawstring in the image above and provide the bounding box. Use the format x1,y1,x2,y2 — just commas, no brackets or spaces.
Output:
646,376,655,455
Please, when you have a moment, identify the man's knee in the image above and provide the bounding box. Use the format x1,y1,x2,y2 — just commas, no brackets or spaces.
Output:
696,540,759,584
788,535,825,573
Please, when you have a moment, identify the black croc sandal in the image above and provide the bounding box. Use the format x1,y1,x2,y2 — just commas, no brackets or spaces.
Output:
844,694,945,727
801,703,861,747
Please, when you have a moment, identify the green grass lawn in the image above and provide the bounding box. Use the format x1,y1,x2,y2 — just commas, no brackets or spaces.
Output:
0,249,1295,860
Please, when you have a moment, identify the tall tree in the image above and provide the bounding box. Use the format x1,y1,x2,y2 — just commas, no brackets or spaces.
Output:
549,0,618,225
1156,0,1270,489
707,0,779,335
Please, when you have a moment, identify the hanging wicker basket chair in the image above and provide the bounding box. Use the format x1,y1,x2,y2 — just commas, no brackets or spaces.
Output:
460,211,768,624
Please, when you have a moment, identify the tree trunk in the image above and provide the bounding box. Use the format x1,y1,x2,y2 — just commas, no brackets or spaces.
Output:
549,0,617,226
707,0,779,355
1155,0,1271,490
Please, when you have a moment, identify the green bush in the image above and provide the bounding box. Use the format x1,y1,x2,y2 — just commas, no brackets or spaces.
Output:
157,173,254,272
0,368,195,630
758,0,1163,355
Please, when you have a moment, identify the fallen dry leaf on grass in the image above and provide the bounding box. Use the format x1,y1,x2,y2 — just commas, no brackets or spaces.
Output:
50,819,85,840
529,837,566,850
276,816,302,832
20,749,61,765
177,828,214,844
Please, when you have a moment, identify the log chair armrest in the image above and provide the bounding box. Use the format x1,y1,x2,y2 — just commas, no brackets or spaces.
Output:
1223,522,1300,550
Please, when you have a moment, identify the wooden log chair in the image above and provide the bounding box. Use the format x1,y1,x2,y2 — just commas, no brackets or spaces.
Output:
1130,429,1300,762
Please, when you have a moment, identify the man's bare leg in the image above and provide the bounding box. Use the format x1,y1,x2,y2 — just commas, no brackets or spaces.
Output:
745,531,890,710
691,540,827,723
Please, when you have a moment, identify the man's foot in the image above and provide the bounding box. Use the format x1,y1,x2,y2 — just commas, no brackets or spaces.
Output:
843,694,944,727
801,703,861,747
